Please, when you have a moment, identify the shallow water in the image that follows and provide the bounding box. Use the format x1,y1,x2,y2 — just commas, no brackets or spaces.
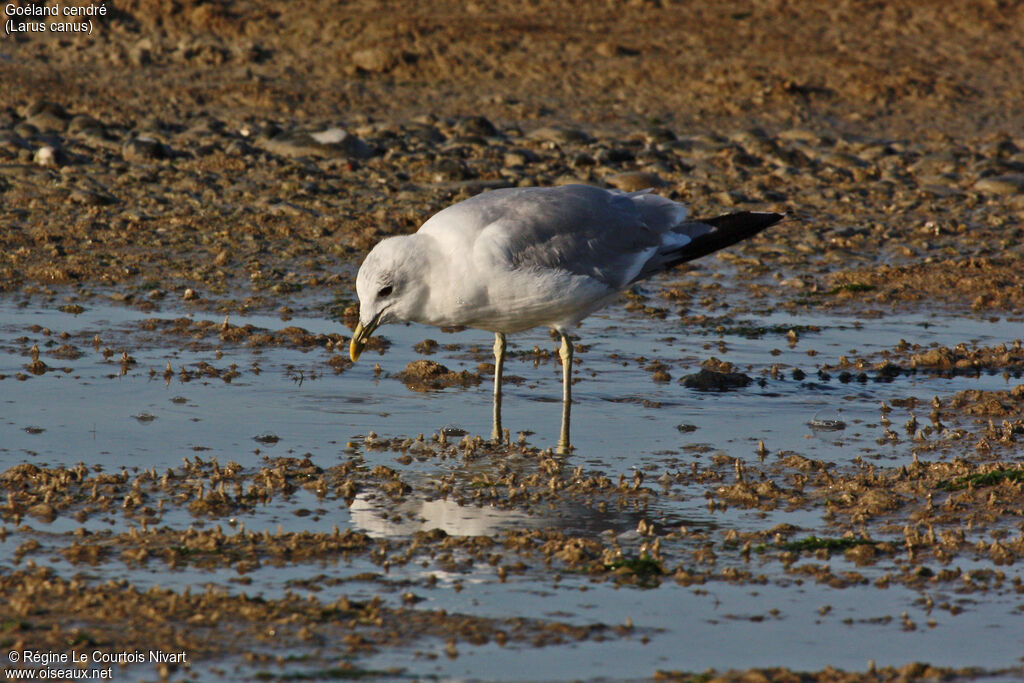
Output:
1,295,1022,679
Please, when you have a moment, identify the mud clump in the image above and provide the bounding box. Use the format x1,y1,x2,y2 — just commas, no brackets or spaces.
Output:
654,663,1000,682
397,359,482,392
910,347,957,370
326,354,353,373
907,341,1024,373
823,258,1024,313
682,358,753,391
49,344,83,360
948,385,1024,417
824,339,1024,377
0,565,608,667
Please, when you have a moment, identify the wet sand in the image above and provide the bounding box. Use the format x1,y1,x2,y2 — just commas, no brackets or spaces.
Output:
2,1,1023,680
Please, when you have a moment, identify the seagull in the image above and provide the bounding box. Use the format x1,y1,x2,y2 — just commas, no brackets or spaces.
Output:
349,184,782,453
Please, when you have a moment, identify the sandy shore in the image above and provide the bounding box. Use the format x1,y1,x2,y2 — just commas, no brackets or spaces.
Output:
1,1,1023,680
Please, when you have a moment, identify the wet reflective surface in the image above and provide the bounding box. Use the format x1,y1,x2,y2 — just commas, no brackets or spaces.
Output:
1,293,1022,680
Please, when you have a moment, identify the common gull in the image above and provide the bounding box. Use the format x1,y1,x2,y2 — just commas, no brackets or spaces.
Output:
349,184,782,453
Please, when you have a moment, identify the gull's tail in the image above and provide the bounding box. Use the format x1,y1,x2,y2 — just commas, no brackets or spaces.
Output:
636,211,783,281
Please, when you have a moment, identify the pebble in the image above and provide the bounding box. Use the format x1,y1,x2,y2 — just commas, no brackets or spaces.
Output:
569,152,595,167
34,145,59,166
643,127,677,143
123,136,171,161
349,46,399,73
23,100,69,133
605,171,667,191
67,115,108,137
503,148,538,167
185,115,226,136
130,39,153,66
405,123,445,144
224,139,255,156
453,115,498,138
778,128,821,144
69,188,117,206
817,150,871,169
13,122,39,139
432,158,472,182
525,172,567,186
308,126,353,145
433,178,514,193
261,128,374,159
527,126,591,144
973,173,1024,195
0,130,28,152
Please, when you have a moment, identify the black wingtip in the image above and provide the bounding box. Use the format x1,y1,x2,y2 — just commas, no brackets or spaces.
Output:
665,211,784,267
701,210,785,234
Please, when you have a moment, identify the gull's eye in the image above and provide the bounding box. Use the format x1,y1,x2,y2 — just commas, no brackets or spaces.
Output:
377,285,393,298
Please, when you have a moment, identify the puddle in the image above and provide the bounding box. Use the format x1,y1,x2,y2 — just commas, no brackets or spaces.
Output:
1,296,1022,679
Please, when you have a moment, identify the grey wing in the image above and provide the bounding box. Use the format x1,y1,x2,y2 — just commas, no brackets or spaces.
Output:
473,185,665,289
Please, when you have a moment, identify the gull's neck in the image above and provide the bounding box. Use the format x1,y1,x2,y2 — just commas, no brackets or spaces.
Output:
395,234,468,328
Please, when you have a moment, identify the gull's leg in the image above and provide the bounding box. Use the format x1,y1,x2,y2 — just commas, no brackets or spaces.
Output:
557,331,574,455
491,332,506,442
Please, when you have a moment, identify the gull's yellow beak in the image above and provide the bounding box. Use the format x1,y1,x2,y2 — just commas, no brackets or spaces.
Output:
349,315,380,362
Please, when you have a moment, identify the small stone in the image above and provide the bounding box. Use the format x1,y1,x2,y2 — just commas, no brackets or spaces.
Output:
527,126,591,145
973,174,1024,195
681,358,752,391
819,151,869,169
552,175,592,186
405,123,445,144
186,115,226,136
308,127,350,145
503,148,538,167
349,47,398,73
225,139,255,156
130,38,153,66
778,128,821,143
24,100,68,120
644,127,677,143
34,145,59,167
606,171,667,191
432,158,472,182
262,128,374,159
453,115,498,138
12,122,38,139
69,189,117,206
67,115,107,137
0,130,29,153
123,136,171,161
24,100,69,133
595,147,636,164
595,41,635,58
432,178,514,193
570,152,596,167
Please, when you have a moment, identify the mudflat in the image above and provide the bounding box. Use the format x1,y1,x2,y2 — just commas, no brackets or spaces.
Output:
1,1,1023,680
